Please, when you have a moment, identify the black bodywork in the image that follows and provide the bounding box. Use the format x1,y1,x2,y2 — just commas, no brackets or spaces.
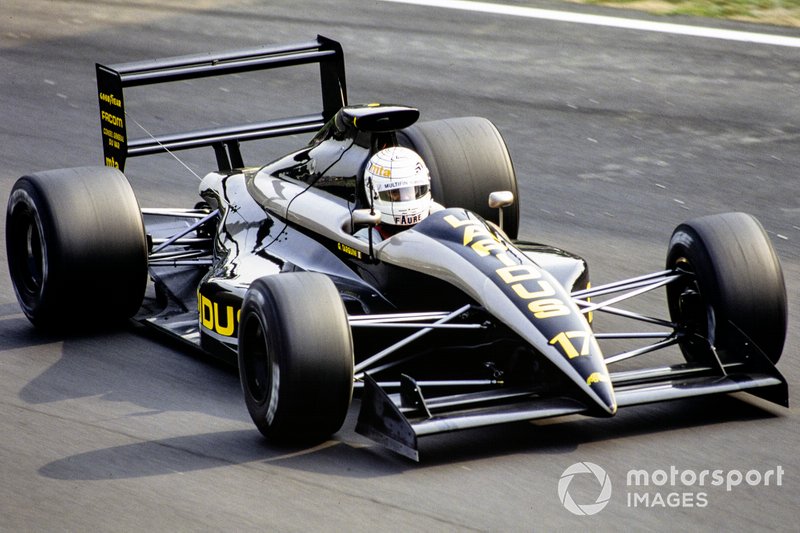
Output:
92,36,787,460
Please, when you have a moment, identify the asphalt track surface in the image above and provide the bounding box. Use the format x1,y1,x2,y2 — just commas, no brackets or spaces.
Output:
1,1,798,531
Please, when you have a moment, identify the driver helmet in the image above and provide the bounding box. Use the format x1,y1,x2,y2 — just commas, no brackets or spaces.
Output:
364,146,432,227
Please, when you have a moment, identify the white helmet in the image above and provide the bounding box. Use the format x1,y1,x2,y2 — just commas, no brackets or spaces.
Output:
364,147,432,227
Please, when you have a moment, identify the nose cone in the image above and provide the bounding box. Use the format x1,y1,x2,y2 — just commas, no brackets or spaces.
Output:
559,337,617,415
584,371,617,415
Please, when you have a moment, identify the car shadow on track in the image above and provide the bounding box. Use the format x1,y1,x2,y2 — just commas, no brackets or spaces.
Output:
37,393,783,481
7,318,243,417
8,309,784,479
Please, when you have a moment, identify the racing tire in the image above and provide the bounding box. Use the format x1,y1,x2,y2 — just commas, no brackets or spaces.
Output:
399,116,520,239
6,166,148,331
666,212,787,365
238,272,354,443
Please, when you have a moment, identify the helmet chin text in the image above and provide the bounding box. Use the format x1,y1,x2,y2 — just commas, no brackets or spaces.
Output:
394,213,424,225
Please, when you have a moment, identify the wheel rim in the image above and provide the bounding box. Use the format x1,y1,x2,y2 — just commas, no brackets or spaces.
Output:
241,314,270,405
9,205,46,299
670,257,714,360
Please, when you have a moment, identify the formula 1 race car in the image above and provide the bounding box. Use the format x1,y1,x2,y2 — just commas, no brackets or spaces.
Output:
6,37,788,460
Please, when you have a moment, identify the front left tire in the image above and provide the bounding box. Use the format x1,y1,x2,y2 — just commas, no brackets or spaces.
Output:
238,272,354,443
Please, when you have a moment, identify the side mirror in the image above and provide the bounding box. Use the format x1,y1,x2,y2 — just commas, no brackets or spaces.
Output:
351,208,382,261
488,191,514,233
352,208,381,227
488,190,514,209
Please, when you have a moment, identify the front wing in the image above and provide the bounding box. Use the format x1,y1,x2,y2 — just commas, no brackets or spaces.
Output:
352,273,788,461
356,353,786,461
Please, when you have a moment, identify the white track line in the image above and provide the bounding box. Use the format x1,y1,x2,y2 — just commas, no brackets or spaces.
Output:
381,0,800,47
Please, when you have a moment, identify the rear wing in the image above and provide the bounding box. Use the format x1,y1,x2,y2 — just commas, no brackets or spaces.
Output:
96,35,347,172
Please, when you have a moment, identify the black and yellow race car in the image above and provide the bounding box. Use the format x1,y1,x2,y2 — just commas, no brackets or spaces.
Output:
6,37,787,460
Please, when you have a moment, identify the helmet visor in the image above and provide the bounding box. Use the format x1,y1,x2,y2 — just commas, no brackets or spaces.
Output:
378,183,429,202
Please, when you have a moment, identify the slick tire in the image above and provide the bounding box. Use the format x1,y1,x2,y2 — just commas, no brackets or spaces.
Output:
238,273,354,443
666,212,787,365
399,116,520,239
6,166,148,331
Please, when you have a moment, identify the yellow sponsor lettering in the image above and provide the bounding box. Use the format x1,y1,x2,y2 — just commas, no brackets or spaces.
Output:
586,282,593,325
337,242,362,259
446,213,575,322
101,110,124,128
368,162,391,177
457,222,508,258
528,298,570,319
102,127,125,143
550,330,592,359
496,264,541,283
214,302,235,336
512,280,556,300
461,224,490,245
198,293,239,337
99,92,122,107
586,372,609,386
443,214,475,229
495,252,517,267
200,295,214,330
471,238,506,257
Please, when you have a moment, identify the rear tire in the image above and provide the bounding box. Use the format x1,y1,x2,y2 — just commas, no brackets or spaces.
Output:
399,116,520,239
238,273,354,443
6,166,148,331
666,212,787,364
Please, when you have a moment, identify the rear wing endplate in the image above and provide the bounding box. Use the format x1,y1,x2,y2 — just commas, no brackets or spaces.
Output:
96,35,346,172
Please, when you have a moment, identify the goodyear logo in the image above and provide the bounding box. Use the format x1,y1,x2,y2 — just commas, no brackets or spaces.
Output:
99,92,122,108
